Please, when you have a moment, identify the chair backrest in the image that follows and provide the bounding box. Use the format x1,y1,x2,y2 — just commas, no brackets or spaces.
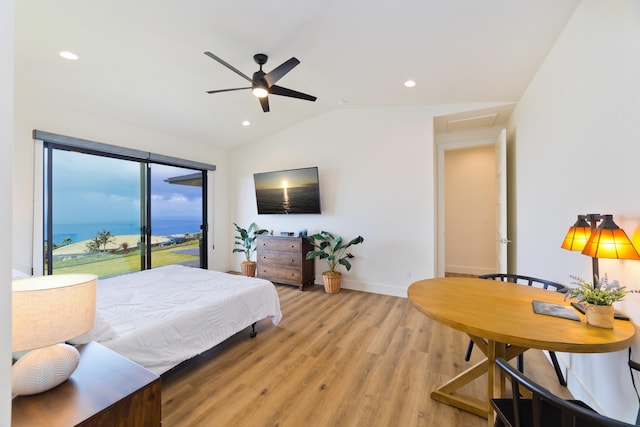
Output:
493,357,635,427
629,359,640,424
479,273,567,293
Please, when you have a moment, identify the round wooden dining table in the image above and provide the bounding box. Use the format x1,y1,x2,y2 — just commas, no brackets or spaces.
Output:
408,277,636,426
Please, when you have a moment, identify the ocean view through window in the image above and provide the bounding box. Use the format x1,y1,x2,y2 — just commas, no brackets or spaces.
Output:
42,140,209,278
52,218,202,244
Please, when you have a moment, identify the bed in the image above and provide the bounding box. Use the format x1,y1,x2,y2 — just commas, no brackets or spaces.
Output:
68,264,282,375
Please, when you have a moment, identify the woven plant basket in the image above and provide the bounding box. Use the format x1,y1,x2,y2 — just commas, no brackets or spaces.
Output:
241,261,257,277
322,272,342,293
584,303,615,328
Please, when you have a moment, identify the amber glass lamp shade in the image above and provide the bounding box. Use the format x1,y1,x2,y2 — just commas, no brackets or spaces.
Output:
581,215,640,260
561,215,591,251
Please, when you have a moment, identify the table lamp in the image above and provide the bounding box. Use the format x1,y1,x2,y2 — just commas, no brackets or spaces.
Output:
561,214,640,285
12,274,97,396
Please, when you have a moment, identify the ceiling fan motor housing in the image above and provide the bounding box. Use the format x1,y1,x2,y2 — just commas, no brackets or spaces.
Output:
253,53,268,66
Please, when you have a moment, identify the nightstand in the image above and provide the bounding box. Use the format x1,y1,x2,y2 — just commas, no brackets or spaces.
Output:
12,341,161,426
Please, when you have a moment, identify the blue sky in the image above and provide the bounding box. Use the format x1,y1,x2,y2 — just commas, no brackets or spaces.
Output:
52,150,202,224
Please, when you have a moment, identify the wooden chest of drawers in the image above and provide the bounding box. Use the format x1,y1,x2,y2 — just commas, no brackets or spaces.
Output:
256,235,315,290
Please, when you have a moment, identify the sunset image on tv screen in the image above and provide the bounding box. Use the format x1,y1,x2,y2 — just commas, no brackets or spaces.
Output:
254,167,321,214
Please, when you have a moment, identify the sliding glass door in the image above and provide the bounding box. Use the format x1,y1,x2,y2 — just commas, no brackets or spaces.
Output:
44,145,207,277
149,164,205,269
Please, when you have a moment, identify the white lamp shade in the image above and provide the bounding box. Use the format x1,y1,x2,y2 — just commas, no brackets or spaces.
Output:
12,274,97,352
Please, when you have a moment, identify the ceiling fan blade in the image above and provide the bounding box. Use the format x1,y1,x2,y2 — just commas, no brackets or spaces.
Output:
204,52,253,83
206,87,250,94
269,85,317,102
264,57,300,87
259,96,270,113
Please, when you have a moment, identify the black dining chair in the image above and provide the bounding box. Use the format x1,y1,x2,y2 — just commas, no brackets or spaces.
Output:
492,357,636,427
629,358,640,424
465,273,568,386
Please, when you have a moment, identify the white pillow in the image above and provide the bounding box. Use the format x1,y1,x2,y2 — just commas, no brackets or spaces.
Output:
68,312,118,344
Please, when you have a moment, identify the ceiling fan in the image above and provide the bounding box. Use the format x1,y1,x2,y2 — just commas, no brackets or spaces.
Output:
204,51,317,113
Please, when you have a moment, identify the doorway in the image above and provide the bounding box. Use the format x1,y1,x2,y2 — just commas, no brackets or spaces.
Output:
434,105,514,277
443,145,497,276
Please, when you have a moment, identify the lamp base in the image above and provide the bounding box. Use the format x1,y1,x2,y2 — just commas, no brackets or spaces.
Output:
12,343,80,396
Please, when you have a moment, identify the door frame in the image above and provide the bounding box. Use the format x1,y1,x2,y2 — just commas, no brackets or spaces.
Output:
495,128,508,273
435,129,506,277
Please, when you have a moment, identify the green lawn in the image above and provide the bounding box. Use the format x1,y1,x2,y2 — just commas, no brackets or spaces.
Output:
52,241,200,278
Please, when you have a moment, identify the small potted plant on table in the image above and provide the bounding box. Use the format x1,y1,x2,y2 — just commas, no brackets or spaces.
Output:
233,222,268,277
305,231,364,293
565,275,627,328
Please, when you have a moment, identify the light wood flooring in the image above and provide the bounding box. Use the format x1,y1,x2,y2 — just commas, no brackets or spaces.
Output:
161,283,572,427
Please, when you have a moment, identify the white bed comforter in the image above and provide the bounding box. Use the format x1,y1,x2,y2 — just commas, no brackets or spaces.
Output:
84,265,282,374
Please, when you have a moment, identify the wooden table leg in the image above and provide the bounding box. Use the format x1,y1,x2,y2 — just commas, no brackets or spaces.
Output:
430,335,527,424
486,341,527,427
430,358,490,418
486,340,506,427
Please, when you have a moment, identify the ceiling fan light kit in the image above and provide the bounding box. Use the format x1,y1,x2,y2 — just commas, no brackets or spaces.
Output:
205,51,317,112
252,86,268,98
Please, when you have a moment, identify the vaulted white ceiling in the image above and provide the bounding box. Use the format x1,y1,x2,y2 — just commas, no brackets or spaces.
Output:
15,0,580,148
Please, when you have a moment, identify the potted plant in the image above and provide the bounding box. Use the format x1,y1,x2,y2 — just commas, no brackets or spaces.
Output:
305,231,364,293
233,222,268,277
565,274,627,328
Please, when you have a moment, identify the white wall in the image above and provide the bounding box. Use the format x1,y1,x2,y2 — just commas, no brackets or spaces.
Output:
444,145,496,275
229,104,502,296
1,0,14,423
510,0,640,421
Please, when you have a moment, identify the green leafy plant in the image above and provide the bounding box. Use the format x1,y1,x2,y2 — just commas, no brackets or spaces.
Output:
233,222,268,261
305,231,364,274
565,275,627,306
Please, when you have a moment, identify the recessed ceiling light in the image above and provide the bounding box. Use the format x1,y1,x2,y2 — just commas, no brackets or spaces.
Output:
59,51,79,61
404,80,416,88
242,120,251,127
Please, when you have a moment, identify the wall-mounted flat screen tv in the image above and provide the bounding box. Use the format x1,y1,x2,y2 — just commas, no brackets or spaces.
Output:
254,167,321,214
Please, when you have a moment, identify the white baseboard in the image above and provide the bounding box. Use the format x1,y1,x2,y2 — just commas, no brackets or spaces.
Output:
312,277,409,298
211,263,232,273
